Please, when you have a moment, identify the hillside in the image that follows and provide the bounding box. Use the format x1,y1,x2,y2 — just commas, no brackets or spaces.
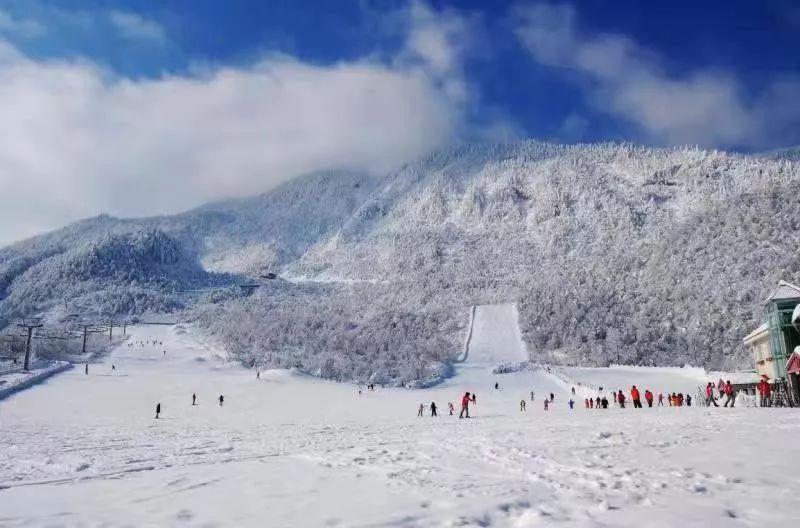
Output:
2,141,800,382
0,170,377,325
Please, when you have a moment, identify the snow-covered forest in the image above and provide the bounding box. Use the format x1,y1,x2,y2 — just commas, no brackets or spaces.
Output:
1,141,799,384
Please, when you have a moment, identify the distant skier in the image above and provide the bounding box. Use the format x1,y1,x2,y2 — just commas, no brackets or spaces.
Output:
686,394,692,407
155,403,161,419
617,390,626,408
601,397,609,409
544,399,549,411
568,399,574,409
530,390,535,401
520,399,527,411
645,390,653,407
218,394,224,407
448,402,455,415
723,381,736,407
595,396,601,409
257,370,260,379
471,393,477,405
430,401,438,417
495,382,499,390
571,387,576,395
459,392,471,419
418,403,425,417
192,393,197,406
85,363,89,375
112,364,116,371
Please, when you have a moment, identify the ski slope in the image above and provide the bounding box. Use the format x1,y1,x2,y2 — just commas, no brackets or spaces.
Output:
1,315,799,527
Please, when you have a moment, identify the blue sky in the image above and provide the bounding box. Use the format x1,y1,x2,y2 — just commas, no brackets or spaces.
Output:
0,0,798,242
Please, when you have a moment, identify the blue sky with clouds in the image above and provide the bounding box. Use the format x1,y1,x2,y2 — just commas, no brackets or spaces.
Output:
0,0,798,242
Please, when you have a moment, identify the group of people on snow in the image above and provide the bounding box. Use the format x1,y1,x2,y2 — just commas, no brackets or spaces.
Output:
580,386,696,410
155,393,225,419
705,379,737,407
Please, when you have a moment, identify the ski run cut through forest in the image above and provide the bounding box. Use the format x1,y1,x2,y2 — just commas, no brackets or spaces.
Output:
1,310,799,527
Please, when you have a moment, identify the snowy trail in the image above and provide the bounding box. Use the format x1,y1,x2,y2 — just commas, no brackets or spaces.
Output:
1,322,799,527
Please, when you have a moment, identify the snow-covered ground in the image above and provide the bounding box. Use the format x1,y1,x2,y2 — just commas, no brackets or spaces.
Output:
1,307,799,527
0,361,72,400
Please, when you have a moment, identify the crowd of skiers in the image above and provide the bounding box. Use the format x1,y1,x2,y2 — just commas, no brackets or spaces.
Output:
581,386,694,409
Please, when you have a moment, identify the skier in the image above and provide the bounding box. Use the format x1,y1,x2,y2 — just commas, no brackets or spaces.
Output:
471,393,477,405
257,370,260,379
722,380,736,407
218,394,224,407
595,396,601,409
631,386,641,408
418,403,425,417
530,390,535,401
686,394,692,407
585,398,590,409
645,390,653,408
459,392,471,419
601,397,609,409
112,364,116,371
544,399,549,411
430,401,438,417
495,382,499,390
192,393,197,405
520,399,527,411
448,402,455,415
549,392,555,402
155,403,161,419
85,363,89,375
568,399,574,409
658,393,664,406
617,390,626,408
571,387,576,395
705,382,719,407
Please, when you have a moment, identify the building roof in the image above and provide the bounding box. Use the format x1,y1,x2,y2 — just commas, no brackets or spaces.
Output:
786,349,800,375
762,280,800,305
743,322,769,344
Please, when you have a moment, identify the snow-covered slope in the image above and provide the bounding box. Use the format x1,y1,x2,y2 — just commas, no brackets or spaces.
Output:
2,323,798,527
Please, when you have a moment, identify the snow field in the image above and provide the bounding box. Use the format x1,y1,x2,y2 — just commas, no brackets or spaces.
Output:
0,309,799,527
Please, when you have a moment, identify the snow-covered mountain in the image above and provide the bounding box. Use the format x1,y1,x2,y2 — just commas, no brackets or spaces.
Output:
0,170,377,325
2,141,799,381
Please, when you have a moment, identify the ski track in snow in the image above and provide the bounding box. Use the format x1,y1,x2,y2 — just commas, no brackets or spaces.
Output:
1,306,799,527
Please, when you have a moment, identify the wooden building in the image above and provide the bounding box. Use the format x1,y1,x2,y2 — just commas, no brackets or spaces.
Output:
743,280,800,380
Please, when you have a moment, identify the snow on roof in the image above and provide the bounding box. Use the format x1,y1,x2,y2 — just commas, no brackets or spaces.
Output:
708,370,760,384
742,322,769,343
793,304,800,326
762,280,800,305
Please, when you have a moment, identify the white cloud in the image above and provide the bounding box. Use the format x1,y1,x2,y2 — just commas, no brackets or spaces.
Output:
0,3,484,245
513,2,800,148
108,10,166,43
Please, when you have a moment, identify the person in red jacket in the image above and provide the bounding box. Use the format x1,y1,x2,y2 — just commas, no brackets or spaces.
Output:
759,379,772,407
644,390,654,407
617,390,626,408
723,380,736,408
631,386,642,408
459,392,471,418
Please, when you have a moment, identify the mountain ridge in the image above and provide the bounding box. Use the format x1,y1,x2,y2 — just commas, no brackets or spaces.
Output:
2,140,799,381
